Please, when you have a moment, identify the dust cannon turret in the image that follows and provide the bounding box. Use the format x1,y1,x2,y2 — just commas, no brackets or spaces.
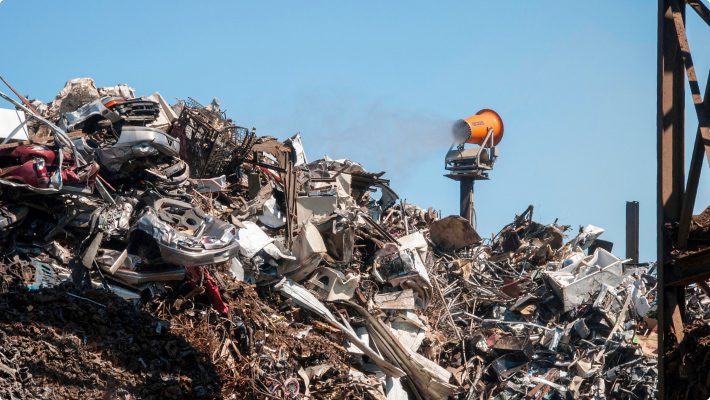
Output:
444,109,504,226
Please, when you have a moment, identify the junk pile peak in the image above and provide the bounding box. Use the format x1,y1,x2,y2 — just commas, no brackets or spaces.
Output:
0,77,658,399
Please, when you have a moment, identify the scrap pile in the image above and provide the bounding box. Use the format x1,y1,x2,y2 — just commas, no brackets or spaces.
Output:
424,210,658,399
0,78,658,399
664,206,710,400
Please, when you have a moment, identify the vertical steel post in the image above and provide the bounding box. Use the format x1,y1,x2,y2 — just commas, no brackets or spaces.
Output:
460,178,474,225
658,0,686,397
626,201,640,264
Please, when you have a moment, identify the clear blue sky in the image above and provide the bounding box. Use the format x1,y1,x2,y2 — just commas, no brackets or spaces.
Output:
1,1,708,262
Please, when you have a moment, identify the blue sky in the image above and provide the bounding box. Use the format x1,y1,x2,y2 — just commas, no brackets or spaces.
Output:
1,1,708,261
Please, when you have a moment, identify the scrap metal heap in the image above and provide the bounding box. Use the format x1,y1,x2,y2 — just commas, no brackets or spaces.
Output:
664,205,710,399
0,78,658,399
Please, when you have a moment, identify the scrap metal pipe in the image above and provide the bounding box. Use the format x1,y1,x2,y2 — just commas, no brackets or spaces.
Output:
626,201,639,263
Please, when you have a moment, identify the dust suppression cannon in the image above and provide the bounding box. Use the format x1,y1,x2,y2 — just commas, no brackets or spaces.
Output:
444,109,504,226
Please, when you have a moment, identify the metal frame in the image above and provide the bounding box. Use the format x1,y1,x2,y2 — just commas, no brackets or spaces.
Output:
657,0,710,397
171,99,255,178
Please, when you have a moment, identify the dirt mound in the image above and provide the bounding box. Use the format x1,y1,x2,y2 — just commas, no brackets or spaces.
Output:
0,286,220,399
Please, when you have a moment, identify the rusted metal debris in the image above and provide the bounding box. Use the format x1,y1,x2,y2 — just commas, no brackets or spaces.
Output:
0,77,660,399
170,97,255,179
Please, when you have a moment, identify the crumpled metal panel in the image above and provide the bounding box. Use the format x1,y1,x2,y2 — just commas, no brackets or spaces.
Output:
130,198,239,266
97,126,180,172
60,96,121,131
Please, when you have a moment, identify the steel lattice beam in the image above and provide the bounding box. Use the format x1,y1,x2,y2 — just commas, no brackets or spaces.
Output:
658,0,710,397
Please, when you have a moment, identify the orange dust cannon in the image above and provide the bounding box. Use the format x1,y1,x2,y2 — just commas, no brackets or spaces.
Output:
444,109,504,226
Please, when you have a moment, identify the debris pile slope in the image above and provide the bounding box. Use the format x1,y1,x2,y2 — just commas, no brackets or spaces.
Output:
0,78,658,399
0,281,221,399
664,206,710,400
